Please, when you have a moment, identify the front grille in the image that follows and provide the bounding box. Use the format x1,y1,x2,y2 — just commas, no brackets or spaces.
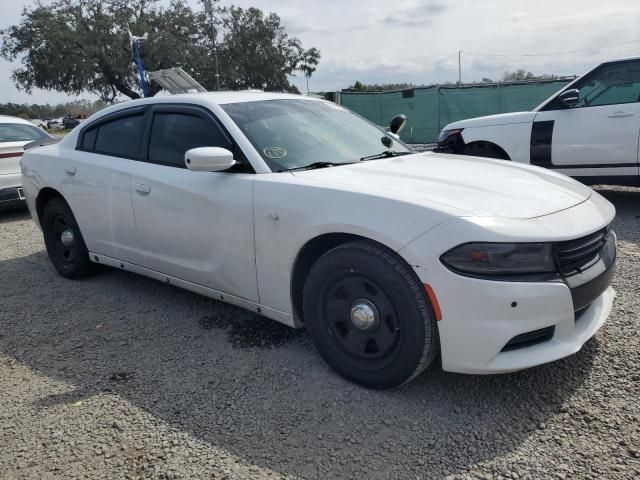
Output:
554,227,610,276
501,326,555,352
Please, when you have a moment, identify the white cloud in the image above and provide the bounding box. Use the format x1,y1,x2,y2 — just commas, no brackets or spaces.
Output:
1,0,640,101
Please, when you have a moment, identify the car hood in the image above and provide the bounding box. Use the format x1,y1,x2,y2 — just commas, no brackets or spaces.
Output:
446,111,537,129
291,153,591,219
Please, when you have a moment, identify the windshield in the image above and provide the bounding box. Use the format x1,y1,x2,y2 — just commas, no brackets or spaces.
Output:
0,123,49,143
221,99,411,171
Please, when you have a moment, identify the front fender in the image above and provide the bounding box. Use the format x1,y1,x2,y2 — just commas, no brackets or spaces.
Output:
253,178,456,315
460,123,533,163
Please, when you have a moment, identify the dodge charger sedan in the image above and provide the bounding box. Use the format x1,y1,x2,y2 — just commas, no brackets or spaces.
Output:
21,92,616,389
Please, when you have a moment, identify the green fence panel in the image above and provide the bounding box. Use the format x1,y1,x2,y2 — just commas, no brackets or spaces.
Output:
438,86,502,130
340,80,572,143
498,80,570,113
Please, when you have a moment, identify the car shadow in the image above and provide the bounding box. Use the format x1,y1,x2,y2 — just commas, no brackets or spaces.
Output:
0,206,30,224
0,250,598,479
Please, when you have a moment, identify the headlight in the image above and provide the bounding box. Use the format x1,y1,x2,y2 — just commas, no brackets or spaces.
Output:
437,128,463,143
441,243,555,276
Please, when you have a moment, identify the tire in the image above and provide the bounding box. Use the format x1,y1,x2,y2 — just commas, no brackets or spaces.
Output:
302,240,439,389
42,197,94,279
463,143,509,160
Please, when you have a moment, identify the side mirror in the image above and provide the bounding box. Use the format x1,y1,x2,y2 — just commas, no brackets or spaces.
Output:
558,89,580,108
185,147,236,172
390,114,407,135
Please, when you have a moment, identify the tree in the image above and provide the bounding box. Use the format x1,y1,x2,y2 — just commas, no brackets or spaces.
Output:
1,0,320,100
297,47,320,94
213,6,319,92
502,70,558,82
345,81,415,92
0,100,108,119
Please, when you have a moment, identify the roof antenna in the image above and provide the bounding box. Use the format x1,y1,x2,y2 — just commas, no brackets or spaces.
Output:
129,28,149,97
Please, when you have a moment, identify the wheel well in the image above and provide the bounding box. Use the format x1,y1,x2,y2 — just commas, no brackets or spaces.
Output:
36,187,66,223
291,233,373,323
464,141,511,160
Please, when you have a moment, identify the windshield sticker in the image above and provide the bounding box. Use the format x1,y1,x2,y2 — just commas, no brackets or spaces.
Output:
264,146,287,159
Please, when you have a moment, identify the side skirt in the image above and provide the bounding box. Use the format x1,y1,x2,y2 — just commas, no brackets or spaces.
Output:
89,252,299,328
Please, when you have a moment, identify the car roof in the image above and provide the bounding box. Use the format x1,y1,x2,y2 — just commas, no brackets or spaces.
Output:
169,91,318,105
80,91,324,127
130,91,321,106
0,115,38,126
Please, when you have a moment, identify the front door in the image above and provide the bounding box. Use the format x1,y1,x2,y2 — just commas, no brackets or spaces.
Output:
534,59,640,178
130,105,258,301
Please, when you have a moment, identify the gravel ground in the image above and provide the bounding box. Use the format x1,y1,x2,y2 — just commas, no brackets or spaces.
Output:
0,186,639,480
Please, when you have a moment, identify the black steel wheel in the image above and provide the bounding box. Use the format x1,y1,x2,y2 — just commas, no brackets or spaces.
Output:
303,240,439,389
42,197,94,279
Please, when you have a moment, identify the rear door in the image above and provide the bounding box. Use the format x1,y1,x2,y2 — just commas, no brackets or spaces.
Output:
65,107,146,260
130,104,258,301
533,59,640,179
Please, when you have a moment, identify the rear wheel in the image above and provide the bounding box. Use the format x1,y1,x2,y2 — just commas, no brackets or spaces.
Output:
303,240,439,389
463,142,509,160
42,198,94,279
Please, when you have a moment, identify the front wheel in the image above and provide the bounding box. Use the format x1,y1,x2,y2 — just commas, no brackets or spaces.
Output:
42,198,95,279
303,240,439,389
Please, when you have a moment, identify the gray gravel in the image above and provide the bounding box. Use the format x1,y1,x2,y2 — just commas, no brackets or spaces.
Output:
1,185,639,480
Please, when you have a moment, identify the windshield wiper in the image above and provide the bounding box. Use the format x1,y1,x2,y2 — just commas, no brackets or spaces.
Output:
360,151,413,162
286,161,355,172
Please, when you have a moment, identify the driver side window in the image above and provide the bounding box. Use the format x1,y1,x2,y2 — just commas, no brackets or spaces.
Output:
148,112,231,168
574,60,640,108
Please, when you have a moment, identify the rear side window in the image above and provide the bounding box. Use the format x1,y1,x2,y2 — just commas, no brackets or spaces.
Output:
0,123,48,142
91,113,145,158
148,112,231,168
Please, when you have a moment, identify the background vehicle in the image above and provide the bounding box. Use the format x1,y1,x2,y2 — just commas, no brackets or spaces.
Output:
29,119,47,130
46,118,64,130
0,116,54,210
21,93,616,388
62,114,84,130
436,57,640,186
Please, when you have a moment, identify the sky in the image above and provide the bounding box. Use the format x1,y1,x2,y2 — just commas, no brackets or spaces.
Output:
1,0,640,104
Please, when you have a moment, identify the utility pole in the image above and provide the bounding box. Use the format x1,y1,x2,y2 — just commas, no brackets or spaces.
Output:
204,0,221,91
458,50,462,85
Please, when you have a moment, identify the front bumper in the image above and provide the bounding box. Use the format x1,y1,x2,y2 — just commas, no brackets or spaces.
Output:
419,266,615,375
399,192,617,374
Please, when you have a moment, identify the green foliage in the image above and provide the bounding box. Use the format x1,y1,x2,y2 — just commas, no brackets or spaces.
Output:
502,70,558,82
346,81,415,92
0,100,108,119
1,0,320,100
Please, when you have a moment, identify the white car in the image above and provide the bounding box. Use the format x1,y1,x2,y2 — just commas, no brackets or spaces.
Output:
21,93,617,388
436,57,640,186
1,116,54,210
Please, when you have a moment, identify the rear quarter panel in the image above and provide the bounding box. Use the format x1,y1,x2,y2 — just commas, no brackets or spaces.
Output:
21,143,64,226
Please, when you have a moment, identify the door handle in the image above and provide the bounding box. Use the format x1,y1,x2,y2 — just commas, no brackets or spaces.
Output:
64,166,76,176
134,183,151,194
608,112,634,118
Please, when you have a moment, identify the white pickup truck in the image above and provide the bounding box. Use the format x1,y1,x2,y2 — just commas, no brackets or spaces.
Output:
436,57,640,186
